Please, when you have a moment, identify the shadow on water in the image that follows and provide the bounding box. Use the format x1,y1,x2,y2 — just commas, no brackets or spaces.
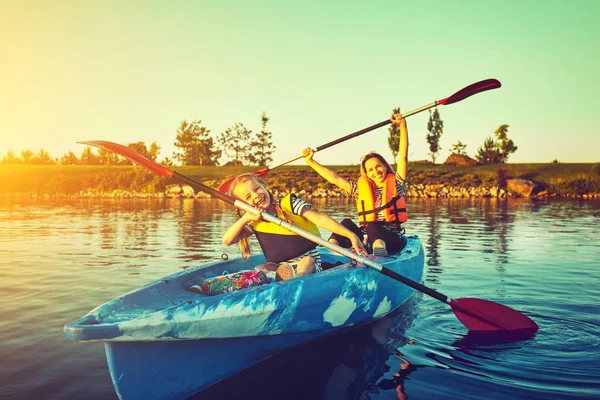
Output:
452,329,538,349
190,297,421,400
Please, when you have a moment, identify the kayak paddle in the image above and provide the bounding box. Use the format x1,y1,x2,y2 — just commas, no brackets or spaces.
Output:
79,140,538,333
218,78,501,193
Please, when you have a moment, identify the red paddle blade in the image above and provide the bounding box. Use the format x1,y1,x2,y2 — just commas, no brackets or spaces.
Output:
218,167,270,193
450,298,538,332
438,79,501,106
78,141,174,178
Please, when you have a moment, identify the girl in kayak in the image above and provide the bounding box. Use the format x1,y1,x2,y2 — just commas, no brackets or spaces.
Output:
223,173,368,281
302,112,409,257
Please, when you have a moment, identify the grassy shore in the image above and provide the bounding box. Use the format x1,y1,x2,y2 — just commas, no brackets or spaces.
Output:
1,162,599,197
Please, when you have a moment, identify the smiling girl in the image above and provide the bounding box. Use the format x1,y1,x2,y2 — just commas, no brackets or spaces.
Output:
302,112,409,257
223,174,367,281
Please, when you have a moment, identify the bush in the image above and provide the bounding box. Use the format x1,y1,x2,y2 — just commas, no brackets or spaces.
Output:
547,174,600,195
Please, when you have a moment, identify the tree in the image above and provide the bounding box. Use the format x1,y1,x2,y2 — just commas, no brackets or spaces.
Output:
197,136,221,166
30,149,55,165
80,147,99,165
494,124,517,162
387,107,401,160
173,120,220,166
21,149,34,164
60,151,79,165
98,148,120,165
475,124,518,165
246,112,275,166
2,150,21,164
475,136,503,164
218,122,251,166
126,141,160,163
426,107,444,163
451,141,467,155
148,142,160,162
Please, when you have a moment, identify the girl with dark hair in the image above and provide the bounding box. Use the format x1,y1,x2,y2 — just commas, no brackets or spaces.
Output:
302,113,409,257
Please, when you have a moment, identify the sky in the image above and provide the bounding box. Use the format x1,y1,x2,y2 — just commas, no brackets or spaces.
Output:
1,0,599,166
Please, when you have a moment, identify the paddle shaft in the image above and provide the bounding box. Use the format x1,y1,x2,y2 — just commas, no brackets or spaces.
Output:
78,137,540,332
267,101,438,170
262,78,501,171
174,171,449,303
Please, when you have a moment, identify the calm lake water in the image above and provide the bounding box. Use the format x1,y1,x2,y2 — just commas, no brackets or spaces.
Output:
1,197,599,400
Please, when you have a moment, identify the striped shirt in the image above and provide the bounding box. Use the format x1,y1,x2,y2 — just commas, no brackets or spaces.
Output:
247,195,322,271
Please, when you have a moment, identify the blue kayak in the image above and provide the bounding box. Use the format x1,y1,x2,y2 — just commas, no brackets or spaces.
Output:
64,235,424,400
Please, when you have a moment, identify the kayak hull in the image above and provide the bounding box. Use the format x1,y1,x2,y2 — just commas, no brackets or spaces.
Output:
105,328,343,400
65,235,424,400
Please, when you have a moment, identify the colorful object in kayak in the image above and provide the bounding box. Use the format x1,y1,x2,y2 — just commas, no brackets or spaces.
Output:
64,236,425,400
192,269,270,295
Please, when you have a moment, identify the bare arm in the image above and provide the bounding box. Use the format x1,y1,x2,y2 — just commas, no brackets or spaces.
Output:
302,209,368,256
222,211,259,245
391,113,408,181
302,148,353,194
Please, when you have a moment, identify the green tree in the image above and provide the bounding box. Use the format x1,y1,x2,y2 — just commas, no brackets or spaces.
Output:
426,107,444,163
451,141,467,155
218,122,251,166
246,112,275,166
475,137,503,164
494,124,517,162
475,124,517,165
173,120,220,166
387,107,401,160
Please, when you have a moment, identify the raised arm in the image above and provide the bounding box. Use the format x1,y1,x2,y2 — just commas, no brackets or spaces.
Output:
302,148,353,194
391,113,408,181
302,209,368,256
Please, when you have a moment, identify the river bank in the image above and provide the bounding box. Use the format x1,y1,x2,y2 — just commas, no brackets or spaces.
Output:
2,162,599,199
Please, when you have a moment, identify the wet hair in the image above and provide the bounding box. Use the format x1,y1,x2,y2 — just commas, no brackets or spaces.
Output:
227,173,291,260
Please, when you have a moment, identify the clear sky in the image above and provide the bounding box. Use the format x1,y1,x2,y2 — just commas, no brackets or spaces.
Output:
1,0,599,165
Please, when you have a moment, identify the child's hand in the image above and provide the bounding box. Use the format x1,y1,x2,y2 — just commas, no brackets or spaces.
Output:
242,209,262,222
349,234,369,257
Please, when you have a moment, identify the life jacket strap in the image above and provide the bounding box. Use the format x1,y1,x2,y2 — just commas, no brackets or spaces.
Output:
357,194,406,217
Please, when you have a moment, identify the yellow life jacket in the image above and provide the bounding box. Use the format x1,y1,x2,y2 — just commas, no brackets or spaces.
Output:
252,194,321,263
356,174,407,225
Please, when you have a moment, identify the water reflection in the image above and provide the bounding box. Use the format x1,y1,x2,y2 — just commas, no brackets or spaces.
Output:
193,297,420,400
171,199,226,263
409,198,522,278
2,197,600,400
424,202,442,283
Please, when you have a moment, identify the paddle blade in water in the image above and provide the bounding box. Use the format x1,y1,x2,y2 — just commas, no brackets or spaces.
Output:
450,298,538,332
78,141,175,178
218,167,270,193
